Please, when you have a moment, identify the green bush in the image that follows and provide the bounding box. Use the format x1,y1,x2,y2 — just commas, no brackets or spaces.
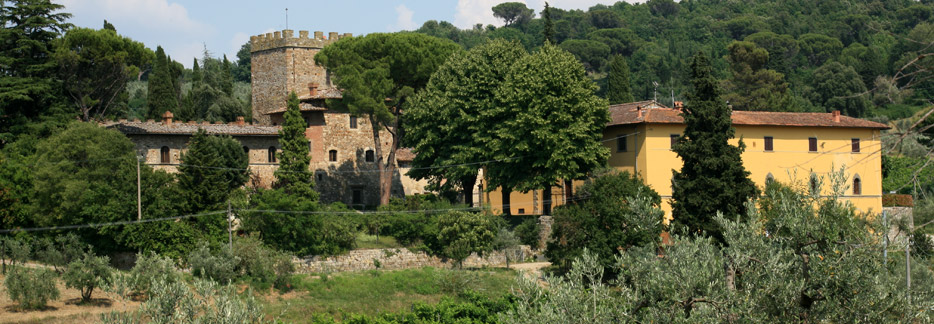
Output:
383,212,431,246
232,236,294,291
130,251,179,297
4,268,60,310
188,241,239,284
0,237,31,274
436,211,496,268
63,251,113,303
514,218,541,247
33,233,87,273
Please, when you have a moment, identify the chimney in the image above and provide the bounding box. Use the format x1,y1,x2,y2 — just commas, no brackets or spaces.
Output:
309,83,319,97
674,101,683,109
161,111,174,125
832,110,841,122
636,105,643,118
236,116,245,126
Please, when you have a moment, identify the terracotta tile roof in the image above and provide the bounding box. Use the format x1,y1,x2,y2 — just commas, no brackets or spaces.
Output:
102,120,280,136
607,102,890,129
395,148,415,162
265,102,329,115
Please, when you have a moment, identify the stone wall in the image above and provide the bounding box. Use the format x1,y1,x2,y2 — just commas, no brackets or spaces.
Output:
296,246,534,273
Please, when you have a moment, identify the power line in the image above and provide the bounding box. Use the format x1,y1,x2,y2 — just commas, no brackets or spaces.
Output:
0,210,227,234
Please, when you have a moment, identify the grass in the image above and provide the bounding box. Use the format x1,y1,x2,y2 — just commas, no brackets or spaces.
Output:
354,233,403,249
262,267,517,322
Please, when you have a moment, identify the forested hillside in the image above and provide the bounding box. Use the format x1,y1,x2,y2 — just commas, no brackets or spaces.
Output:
417,0,934,120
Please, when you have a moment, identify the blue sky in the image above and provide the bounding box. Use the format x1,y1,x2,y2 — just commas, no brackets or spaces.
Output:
56,0,635,67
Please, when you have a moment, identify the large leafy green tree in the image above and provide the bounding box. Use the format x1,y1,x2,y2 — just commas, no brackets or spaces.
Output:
546,170,663,272
607,54,634,104
671,52,757,242
274,92,317,201
722,41,793,111
315,32,460,205
808,61,871,117
55,27,153,121
177,129,248,213
406,39,526,206
490,44,609,215
0,0,71,143
492,2,534,27
146,46,177,119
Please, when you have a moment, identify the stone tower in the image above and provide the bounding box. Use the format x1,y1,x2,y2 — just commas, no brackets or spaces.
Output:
250,29,351,125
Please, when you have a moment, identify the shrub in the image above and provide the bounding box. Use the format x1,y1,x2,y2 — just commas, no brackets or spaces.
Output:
188,241,239,284
514,218,541,247
0,237,31,274
383,212,430,246
4,268,60,310
34,233,87,273
232,236,294,291
130,251,179,297
63,251,113,302
436,211,496,268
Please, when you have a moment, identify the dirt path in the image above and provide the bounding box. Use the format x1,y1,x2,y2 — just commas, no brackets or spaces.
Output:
505,262,551,280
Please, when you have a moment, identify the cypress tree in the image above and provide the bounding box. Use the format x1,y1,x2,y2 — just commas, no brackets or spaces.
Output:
607,54,634,104
191,57,202,84
670,52,757,243
221,55,234,95
146,46,177,119
543,2,555,45
274,92,318,201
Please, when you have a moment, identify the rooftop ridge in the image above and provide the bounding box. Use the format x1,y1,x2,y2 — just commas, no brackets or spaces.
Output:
250,29,353,52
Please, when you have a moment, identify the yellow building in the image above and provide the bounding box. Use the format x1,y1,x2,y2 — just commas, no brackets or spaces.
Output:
483,101,890,219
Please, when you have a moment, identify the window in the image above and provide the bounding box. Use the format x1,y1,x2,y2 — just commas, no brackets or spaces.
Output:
365,149,375,162
329,150,337,162
268,147,277,163
808,137,818,152
764,136,773,151
617,136,627,152
853,176,862,195
160,146,170,164
349,116,357,129
670,134,679,148
242,146,249,154
352,188,362,205
317,173,323,182
517,208,525,214
851,138,860,153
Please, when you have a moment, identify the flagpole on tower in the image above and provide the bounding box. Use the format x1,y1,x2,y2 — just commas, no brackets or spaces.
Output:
286,8,289,30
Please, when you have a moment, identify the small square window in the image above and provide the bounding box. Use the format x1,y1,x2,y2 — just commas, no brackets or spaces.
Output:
517,208,525,214
764,136,773,151
851,138,860,153
808,137,818,152
365,150,375,162
329,150,337,162
350,116,357,129
617,136,627,152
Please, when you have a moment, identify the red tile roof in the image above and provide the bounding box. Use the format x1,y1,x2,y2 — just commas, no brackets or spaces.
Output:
102,120,280,136
395,148,415,162
608,102,890,129
265,102,329,115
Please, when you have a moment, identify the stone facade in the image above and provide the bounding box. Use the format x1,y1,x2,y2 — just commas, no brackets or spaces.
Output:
295,246,534,273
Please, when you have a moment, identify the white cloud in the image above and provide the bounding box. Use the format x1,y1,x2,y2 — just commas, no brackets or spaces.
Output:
229,32,250,58
58,0,211,34
391,4,417,31
168,42,205,66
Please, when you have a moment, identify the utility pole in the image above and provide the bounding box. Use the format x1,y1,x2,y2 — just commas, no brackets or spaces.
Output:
883,210,888,266
137,152,143,253
227,201,233,250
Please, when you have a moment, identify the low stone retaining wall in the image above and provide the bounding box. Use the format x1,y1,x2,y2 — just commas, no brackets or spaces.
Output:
296,245,534,273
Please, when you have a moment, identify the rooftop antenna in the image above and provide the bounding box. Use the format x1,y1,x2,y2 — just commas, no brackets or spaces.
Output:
652,81,658,104
285,8,289,30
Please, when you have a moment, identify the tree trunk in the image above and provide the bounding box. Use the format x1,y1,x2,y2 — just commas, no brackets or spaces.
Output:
502,188,512,216
543,185,552,216
371,115,399,206
462,175,476,207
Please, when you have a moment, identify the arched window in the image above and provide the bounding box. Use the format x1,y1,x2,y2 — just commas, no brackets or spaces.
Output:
329,150,337,162
853,176,862,195
268,147,277,163
765,173,774,185
365,149,375,162
160,146,170,164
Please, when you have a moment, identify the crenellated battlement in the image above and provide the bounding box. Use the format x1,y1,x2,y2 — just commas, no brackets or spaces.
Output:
250,29,352,52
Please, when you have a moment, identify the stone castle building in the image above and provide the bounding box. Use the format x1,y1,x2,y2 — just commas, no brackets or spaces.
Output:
106,29,429,207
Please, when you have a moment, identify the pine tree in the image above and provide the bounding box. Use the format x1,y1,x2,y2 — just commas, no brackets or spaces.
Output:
670,52,757,243
274,92,318,201
146,46,177,119
543,2,555,45
607,54,634,104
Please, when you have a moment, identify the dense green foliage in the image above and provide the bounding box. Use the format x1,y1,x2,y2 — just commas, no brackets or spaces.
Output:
177,129,247,217
436,211,497,268
129,251,179,297
547,170,662,271
671,53,758,242
145,46,177,119
315,32,460,205
274,92,318,200
242,191,356,256
4,267,60,310
405,39,527,204
415,0,934,117
188,241,239,283
606,54,633,104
